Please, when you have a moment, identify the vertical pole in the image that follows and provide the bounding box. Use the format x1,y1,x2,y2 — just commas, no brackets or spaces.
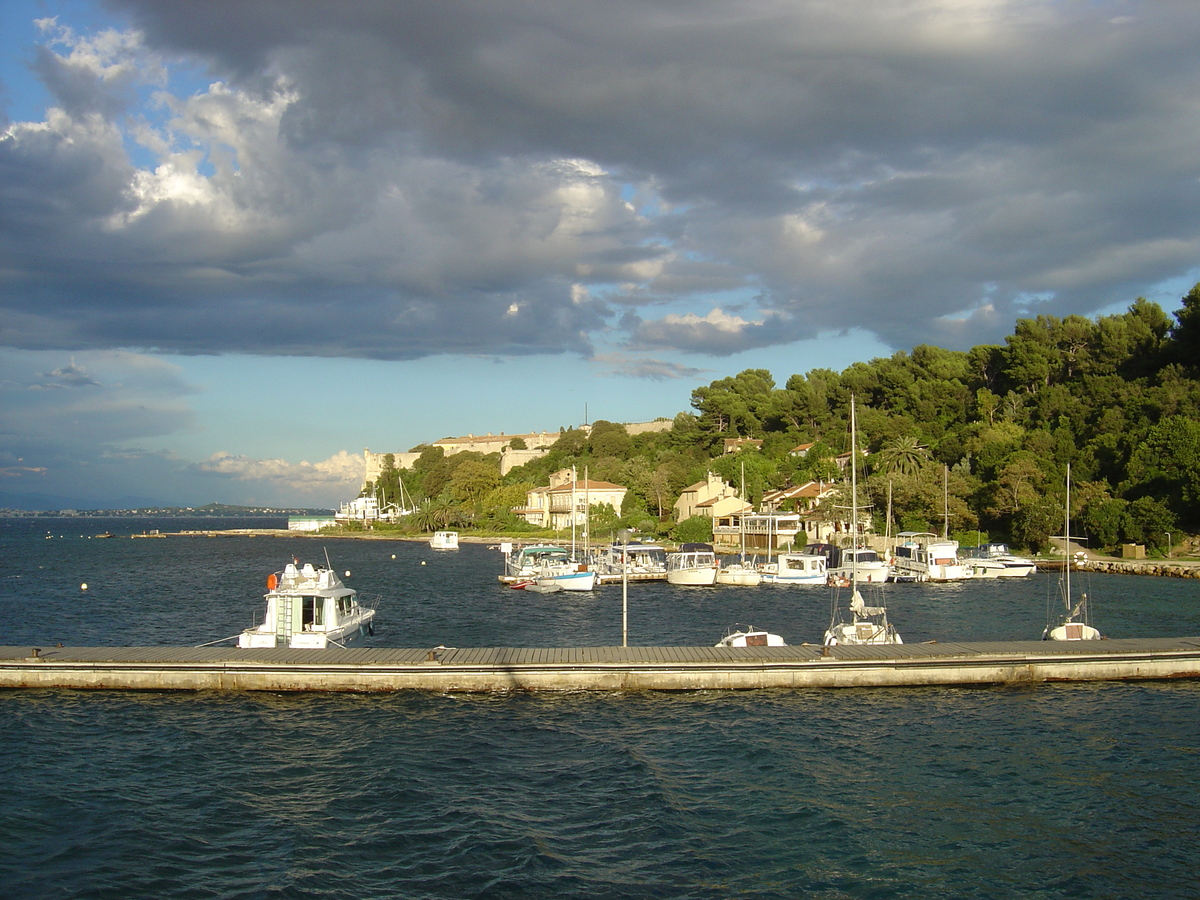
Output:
618,528,631,647
622,534,629,647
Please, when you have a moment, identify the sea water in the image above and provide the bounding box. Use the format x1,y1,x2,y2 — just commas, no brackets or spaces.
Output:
1,518,1198,899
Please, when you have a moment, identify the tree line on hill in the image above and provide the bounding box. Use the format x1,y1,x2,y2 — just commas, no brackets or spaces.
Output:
359,284,1200,555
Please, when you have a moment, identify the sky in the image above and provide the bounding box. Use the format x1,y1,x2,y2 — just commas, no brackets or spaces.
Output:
3,0,1200,510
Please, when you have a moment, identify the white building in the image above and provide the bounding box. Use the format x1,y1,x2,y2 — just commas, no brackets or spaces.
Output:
515,469,628,531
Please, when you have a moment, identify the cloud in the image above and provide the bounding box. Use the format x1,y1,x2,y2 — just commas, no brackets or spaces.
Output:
594,353,708,381
3,0,1200,367
198,449,361,486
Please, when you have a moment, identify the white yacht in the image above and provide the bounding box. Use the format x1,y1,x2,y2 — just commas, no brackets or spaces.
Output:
239,560,376,649
429,531,459,550
963,543,1036,578
666,543,718,586
890,532,971,582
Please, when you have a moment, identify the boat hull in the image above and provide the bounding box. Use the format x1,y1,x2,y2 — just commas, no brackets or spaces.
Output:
716,566,762,586
544,570,596,591
667,568,718,586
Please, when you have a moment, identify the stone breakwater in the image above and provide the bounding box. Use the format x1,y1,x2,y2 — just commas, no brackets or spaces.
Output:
1081,560,1200,579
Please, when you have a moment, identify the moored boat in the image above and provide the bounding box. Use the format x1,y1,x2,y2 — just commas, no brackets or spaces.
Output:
761,551,827,585
1043,465,1101,641
715,625,786,647
824,396,903,647
238,559,376,649
666,543,718,586
827,546,889,584
715,560,763,586
592,541,668,583
963,543,1036,578
890,532,971,582
499,544,595,591
430,530,459,550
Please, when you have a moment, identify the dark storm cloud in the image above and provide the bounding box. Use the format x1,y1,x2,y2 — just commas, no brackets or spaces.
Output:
4,0,1200,362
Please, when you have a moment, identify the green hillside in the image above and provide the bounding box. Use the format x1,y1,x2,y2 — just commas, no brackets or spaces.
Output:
363,285,1200,555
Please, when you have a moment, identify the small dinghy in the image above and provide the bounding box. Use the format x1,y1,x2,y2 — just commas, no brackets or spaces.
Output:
715,625,787,648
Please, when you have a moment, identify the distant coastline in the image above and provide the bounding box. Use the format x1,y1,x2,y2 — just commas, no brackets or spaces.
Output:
0,504,332,518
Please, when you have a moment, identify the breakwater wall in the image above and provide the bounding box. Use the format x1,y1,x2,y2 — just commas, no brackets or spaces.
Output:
1081,561,1200,579
4,638,1200,693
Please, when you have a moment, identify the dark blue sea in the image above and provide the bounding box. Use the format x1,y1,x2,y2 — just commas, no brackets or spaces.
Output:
2,517,1199,899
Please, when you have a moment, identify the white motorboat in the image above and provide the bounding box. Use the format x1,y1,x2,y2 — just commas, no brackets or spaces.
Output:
1044,465,1101,641
824,396,903,647
890,532,972,582
666,543,718,586
761,551,827,585
499,544,596,591
828,547,890,584
238,559,376,649
715,625,786,647
963,543,1036,578
430,530,459,550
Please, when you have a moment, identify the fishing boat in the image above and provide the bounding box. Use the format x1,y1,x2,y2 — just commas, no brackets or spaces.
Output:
429,530,459,550
499,544,596,591
962,543,1036,578
238,558,376,649
761,551,827,585
1043,465,1101,641
715,625,786,647
824,397,903,647
666,543,718,586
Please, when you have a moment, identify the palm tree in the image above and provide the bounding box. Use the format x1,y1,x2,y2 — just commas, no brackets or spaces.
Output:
877,436,929,476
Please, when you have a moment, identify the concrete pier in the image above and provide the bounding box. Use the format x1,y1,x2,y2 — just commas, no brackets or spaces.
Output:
3,637,1200,693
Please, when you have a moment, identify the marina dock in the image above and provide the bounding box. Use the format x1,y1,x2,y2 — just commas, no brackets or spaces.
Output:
4,637,1200,693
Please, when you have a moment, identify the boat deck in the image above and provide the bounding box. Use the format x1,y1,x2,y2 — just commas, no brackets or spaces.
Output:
3,637,1200,693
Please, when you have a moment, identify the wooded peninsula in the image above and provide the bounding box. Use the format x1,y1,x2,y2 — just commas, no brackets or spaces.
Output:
359,285,1200,557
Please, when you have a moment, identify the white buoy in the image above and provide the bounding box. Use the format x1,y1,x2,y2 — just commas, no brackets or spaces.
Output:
81,583,88,591
345,570,351,578
391,554,396,559
421,560,426,566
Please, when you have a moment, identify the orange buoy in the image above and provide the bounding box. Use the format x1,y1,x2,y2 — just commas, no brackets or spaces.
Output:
267,573,278,590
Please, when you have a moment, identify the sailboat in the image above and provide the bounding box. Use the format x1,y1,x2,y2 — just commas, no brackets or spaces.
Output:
823,396,903,647
1043,464,1101,641
717,461,763,586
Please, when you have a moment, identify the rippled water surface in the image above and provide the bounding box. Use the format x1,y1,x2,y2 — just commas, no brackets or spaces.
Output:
2,519,1199,899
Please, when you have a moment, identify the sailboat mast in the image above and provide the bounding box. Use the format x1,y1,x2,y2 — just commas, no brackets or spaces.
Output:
850,395,859,594
1064,462,1071,613
740,460,747,560
943,465,950,539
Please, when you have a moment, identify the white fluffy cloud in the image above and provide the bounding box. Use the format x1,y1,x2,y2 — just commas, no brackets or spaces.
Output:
198,450,362,491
